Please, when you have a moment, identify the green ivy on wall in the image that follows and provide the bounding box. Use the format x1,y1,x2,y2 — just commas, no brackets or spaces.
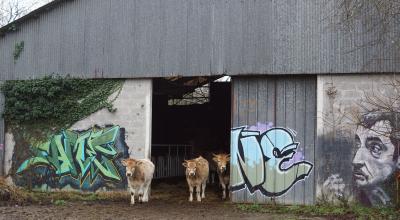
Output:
13,41,24,63
0,75,124,142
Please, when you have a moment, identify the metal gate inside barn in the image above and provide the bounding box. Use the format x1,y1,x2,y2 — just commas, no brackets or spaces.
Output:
230,76,316,205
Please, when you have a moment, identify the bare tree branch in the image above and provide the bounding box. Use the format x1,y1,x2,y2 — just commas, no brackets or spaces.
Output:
0,0,52,27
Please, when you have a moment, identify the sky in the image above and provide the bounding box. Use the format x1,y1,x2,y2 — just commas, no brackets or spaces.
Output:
5,0,51,13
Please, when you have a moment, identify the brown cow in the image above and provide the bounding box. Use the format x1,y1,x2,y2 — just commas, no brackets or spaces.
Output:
182,156,209,202
212,153,230,199
122,158,155,205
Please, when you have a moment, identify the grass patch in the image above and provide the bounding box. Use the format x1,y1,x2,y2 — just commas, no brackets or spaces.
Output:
53,199,66,206
237,203,400,219
0,178,130,206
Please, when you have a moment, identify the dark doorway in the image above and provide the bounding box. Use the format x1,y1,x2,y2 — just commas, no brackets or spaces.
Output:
151,76,231,180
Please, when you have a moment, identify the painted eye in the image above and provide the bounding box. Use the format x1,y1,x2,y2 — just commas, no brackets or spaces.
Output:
366,140,384,158
371,145,382,156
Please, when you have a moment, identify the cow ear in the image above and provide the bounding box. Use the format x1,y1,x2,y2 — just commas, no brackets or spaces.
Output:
182,161,188,167
136,161,143,166
121,159,128,166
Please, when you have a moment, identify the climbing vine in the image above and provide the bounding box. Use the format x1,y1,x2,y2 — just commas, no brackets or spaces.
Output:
0,75,124,142
13,41,24,63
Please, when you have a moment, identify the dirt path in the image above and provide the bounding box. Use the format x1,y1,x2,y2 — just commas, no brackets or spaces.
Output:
0,181,329,220
0,200,329,220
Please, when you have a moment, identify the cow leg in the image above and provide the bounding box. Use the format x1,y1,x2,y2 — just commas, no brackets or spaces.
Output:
189,185,194,202
218,175,225,199
201,181,206,199
196,185,201,202
130,188,136,205
142,180,151,202
138,185,145,203
221,182,226,199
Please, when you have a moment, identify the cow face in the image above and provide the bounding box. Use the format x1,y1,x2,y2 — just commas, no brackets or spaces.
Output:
182,160,197,177
213,153,230,173
121,158,141,177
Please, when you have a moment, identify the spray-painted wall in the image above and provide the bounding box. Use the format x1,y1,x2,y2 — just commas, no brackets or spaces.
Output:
3,79,152,191
316,74,400,207
231,76,316,205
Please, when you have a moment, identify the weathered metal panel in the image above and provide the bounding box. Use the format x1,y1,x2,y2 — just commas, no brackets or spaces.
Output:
1,0,400,80
231,76,316,205
0,90,4,176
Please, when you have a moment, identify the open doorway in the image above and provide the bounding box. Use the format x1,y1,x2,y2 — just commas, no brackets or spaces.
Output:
150,76,231,199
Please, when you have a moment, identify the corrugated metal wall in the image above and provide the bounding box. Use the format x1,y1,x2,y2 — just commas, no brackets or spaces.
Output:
231,76,316,204
0,0,399,80
0,91,4,176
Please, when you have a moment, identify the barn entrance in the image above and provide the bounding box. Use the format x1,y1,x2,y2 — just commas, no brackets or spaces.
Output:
151,76,231,198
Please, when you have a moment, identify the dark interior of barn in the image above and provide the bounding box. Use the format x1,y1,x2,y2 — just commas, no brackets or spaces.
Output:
151,76,231,193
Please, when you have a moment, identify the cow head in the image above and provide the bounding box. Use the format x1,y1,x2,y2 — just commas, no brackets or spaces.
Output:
182,160,198,177
121,158,142,177
212,153,230,174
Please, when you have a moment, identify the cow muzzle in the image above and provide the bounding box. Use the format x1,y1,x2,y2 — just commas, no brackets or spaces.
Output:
126,172,133,177
189,172,196,177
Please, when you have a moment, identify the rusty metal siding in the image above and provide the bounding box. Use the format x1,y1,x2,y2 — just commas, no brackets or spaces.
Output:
231,76,316,205
1,0,400,80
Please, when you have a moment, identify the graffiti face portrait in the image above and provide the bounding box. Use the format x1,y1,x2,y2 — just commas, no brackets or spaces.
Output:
353,120,400,187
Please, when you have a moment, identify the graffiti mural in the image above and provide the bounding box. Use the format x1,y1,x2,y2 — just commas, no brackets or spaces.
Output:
353,112,400,205
14,125,128,191
231,125,313,197
320,112,400,206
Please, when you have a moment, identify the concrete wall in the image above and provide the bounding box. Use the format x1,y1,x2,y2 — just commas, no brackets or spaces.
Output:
316,73,399,206
3,79,152,191
71,79,152,159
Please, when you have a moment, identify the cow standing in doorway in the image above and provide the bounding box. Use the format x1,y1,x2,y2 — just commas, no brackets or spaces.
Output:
182,156,209,202
212,153,230,199
122,158,155,205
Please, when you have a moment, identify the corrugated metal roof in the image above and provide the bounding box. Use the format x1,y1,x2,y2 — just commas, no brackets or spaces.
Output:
0,0,399,80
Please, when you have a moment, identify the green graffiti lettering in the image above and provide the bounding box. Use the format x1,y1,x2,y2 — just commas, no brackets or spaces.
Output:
17,126,123,185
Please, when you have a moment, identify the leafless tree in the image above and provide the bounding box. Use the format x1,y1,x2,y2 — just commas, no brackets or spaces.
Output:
327,0,400,48
351,75,400,137
0,0,51,27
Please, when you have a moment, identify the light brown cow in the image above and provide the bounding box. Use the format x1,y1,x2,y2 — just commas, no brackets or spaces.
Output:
182,156,209,202
212,153,230,199
122,158,155,205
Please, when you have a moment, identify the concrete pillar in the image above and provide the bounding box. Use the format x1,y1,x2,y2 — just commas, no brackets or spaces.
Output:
70,79,153,159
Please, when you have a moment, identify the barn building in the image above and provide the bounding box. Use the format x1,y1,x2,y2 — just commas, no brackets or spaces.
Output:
0,0,399,206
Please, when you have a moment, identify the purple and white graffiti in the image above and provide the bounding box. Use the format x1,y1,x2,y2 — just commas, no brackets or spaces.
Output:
231,122,313,197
